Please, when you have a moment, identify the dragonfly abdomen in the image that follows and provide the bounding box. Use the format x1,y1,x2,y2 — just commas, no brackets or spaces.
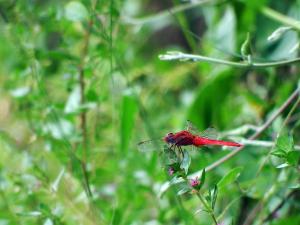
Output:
193,137,242,147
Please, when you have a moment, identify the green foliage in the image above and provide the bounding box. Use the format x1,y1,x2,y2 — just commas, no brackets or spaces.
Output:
180,149,191,174
120,90,138,154
272,134,300,167
217,167,243,189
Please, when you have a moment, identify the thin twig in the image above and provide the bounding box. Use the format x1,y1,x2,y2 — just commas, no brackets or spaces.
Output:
262,190,297,222
159,88,300,195
242,92,300,225
122,0,221,25
255,93,300,176
159,52,300,68
261,6,300,31
238,139,300,151
77,1,98,199
79,18,93,161
204,87,299,172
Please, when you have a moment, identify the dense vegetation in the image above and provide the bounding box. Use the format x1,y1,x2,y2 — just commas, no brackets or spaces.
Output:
0,0,299,224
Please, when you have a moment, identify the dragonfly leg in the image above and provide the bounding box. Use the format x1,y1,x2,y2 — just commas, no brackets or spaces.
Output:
178,146,184,161
170,144,176,151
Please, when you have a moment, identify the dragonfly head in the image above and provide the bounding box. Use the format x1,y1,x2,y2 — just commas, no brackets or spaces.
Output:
164,132,176,144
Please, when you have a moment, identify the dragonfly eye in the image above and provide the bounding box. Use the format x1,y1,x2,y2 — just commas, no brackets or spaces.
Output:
165,133,175,144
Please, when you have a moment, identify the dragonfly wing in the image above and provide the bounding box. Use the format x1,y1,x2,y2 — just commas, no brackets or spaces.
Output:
186,121,220,140
199,127,219,140
186,120,200,134
137,139,164,153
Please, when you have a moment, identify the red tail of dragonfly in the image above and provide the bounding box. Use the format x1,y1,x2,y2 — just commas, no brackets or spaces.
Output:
138,121,242,152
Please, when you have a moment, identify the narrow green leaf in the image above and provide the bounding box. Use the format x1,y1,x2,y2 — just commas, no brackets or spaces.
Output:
177,187,191,196
271,149,287,158
51,168,65,193
218,167,243,188
197,169,206,190
276,163,289,169
195,208,210,214
267,26,292,42
211,185,218,210
120,90,138,153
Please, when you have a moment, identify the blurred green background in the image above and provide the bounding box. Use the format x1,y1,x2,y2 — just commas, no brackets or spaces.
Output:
0,0,299,224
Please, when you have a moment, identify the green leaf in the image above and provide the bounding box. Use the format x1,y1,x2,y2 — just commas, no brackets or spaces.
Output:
271,149,288,159
241,32,251,59
218,167,243,188
65,1,88,22
187,69,236,129
272,135,295,160
162,146,178,165
198,169,206,190
120,90,138,154
208,6,236,53
276,163,289,169
267,26,292,42
276,134,294,152
287,151,300,166
195,208,210,214
64,85,81,114
211,185,218,210
289,184,300,189
180,150,191,174
177,187,191,196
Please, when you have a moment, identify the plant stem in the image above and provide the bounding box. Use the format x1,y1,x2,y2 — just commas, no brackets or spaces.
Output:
159,88,299,196
262,190,297,223
77,1,98,199
182,177,218,225
122,0,220,25
261,6,300,31
196,192,218,225
238,139,300,150
159,52,300,68
205,87,299,172
255,93,300,176
79,20,92,162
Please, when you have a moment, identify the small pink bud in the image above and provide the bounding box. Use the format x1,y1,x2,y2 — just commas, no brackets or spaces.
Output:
190,177,200,187
168,167,175,176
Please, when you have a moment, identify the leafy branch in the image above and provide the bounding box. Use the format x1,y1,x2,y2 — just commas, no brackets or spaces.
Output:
159,87,299,194
76,0,99,200
165,148,218,224
205,87,300,172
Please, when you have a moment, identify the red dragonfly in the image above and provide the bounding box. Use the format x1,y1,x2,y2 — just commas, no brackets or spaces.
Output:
138,121,242,152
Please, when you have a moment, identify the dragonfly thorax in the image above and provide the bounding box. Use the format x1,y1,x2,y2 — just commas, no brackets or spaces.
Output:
163,131,195,146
